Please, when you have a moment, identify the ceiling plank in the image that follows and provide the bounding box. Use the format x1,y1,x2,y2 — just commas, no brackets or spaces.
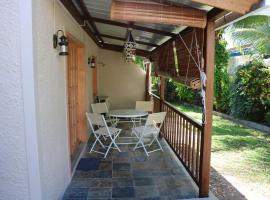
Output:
59,0,100,47
98,33,159,47
92,17,176,37
76,0,104,43
111,0,207,28
102,43,150,57
192,0,261,14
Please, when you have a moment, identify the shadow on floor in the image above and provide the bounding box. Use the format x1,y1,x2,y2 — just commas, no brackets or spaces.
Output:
210,167,247,200
63,123,199,200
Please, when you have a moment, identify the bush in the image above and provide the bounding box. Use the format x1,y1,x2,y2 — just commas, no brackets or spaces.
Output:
265,112,270,125
230,60,270,122
175,83,196,104
165,79,177,102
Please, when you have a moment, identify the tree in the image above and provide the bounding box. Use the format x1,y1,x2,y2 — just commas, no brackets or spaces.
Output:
227,15,270,56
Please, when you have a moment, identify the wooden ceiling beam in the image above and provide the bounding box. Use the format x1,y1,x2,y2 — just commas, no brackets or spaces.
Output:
76,0,104,43
92,17,176,37
59,0,101,47
191,0,261,14
102,43,150,57
98,33,159,47
111,0,207,28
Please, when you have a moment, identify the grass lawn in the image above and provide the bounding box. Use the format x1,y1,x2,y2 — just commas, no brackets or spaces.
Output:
173,103,270,197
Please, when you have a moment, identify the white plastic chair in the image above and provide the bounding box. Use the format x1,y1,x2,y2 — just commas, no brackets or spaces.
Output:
135,101,153,112
134,101,154,126
132,112,166,156
91,102,115,125
86,112,121,158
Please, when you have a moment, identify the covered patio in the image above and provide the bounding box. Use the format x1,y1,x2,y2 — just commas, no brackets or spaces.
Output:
2,0,268,199
58,0,263,199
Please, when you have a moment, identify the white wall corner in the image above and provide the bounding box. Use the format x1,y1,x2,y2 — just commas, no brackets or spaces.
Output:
19,0,42,199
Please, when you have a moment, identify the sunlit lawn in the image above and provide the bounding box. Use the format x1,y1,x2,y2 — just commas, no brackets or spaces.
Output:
173,103,270,197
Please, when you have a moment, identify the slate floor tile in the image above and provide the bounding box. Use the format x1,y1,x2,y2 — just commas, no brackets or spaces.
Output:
113,171,132,178
113,163,131,172
63,188,88,199
134,177,154,186
112,187,135,198
113,178,134,187
87,187,111,199
135,186,159,198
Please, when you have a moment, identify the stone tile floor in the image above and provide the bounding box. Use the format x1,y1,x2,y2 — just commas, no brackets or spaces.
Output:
63,123,198,200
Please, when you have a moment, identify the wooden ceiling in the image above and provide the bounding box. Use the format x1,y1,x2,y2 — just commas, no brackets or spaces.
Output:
60,0,261,57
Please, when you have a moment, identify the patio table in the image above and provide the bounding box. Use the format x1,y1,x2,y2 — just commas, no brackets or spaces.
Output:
108,109,148,145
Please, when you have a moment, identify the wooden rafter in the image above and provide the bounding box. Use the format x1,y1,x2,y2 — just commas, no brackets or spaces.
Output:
76,0,104,43
111,0,207,28
92,17,176,37
102,43,150,57
97,33,159,47
59,0,100,46
192,0,261,14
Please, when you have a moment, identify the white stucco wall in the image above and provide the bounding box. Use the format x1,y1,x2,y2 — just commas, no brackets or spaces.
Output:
0,0,31,199
32,0,98,199
98,50,146,109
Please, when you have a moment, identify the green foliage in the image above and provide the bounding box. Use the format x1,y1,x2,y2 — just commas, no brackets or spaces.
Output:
230,60,270,122
265,112,270,125
165,79,177,102
175,83,195,103
151,76,160,95
228,15,270,55
214,38,230,113
134,56,145,71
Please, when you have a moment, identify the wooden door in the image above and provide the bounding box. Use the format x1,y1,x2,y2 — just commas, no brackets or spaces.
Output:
67,34,87,158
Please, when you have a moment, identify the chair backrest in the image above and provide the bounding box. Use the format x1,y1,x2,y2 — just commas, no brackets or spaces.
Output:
91,102,109,114
145,112,167,128
86,112,113,137
135,101,153,112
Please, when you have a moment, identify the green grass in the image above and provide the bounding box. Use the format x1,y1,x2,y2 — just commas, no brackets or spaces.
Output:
173,103,270,196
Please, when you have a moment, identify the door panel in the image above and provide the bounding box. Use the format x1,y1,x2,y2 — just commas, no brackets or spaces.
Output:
67,35,87,158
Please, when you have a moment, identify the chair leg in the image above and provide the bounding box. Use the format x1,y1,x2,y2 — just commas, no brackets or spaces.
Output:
148,134,163,152
90,135,103,154
104,142,113,158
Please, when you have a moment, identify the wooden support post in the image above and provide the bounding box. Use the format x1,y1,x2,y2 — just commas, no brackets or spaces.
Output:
159,77,165,111
159,77,165,101
199,21,215,197
145,62,151,100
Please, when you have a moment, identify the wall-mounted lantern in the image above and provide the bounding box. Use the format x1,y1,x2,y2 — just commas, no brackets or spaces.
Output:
88,56,96,68
53,30,69,56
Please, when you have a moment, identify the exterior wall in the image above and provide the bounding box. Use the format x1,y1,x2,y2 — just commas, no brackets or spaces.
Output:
98,49,146,109
0,0,32,199
32,0,98,199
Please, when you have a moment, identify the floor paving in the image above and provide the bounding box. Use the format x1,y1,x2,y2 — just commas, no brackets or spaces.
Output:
63,123,198,200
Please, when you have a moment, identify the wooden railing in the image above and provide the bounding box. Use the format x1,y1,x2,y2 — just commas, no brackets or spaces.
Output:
150,93,204,186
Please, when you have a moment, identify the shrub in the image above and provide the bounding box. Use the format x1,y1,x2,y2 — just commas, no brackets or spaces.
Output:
265,112,270,126
230,60,270,122
175,83,196,104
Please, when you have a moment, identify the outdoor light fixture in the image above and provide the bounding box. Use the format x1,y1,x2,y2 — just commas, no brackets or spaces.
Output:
53,30,69,56
123,28,136,62
88,56,96,68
